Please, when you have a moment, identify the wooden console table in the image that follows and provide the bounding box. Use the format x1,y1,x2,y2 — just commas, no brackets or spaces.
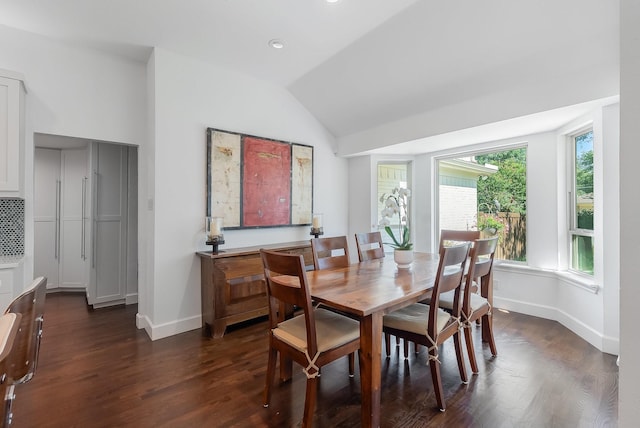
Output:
197,241,313,338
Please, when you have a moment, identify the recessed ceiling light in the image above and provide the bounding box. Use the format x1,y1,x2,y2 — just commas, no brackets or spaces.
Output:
326,0,340,3
268,39,284,49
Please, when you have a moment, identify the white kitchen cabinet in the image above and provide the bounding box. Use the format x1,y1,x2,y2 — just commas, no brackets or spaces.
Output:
34,147,89,290
0,70,25,195
0,260,23,311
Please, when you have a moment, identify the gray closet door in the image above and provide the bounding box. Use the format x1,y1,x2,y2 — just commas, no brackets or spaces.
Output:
89,142,128,306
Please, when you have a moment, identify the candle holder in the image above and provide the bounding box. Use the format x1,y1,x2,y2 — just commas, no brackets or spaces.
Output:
206,216,225,254
310,213,324,239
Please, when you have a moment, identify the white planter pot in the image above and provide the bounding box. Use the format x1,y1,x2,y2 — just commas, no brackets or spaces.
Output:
394,249,414,269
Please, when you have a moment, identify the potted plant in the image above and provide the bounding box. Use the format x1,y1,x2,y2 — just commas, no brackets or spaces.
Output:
475,212,506,239
379,187,413,268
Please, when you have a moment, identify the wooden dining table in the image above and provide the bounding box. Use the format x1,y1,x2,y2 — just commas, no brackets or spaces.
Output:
305,252,440,428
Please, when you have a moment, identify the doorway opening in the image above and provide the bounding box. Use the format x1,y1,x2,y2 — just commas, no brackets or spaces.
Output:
33,133,138,308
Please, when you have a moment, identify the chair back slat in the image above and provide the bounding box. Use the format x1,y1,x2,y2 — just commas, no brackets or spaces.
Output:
355,232,385,262
428,243,470,335
439,229,480,252
468,237,498,280
463,237,498,314
311,236,351,270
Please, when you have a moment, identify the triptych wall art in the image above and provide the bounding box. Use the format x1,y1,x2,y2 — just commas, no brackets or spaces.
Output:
206,128,313,229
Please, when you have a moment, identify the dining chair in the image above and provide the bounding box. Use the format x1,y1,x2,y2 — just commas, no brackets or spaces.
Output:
260,250,360,428
383,243,470,412
0,312,20,428
354,231,385,262
4,276,48,426
311,236,351,270
462,237,499,372
438,237,499,373
406,229,481,357
5,277,47,382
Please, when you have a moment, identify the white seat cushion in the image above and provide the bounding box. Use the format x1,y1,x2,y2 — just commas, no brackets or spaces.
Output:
0,313,17,351
439,290,488,312
273,308,360,353
383,303,451,336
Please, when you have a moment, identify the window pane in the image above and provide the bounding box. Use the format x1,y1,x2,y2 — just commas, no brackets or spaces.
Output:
574,131,593,231
571,234,594,274
377,163,408,228
438,148,527,262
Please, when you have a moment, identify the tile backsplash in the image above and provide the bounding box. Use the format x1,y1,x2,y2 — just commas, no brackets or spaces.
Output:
0,198,25,257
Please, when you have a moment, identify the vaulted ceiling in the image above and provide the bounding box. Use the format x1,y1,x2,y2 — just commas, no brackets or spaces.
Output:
0,0,620,155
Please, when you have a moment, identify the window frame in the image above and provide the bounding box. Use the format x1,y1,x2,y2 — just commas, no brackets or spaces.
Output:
434,143,528,263
568,127,595,276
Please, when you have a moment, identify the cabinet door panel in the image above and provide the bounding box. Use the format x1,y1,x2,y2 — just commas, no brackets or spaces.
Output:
34,149,61,219
34,221,59,288
0,76,20,192
60,149,88,289
94,220,123,300
34,148,61,288
60,219,85,288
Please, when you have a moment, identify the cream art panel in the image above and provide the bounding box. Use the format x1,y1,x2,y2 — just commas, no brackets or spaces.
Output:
208,129,241,227
291,144,313,225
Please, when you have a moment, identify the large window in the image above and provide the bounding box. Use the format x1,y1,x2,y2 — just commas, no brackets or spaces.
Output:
569,129,594,275
437,147,527,262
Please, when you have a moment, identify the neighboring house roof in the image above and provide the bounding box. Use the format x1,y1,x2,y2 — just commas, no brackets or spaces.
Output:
439,158,498,178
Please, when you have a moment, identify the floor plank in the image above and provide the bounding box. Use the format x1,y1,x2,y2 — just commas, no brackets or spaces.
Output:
11,294,618,427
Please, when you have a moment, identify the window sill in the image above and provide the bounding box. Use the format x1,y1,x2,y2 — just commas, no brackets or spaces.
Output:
493,262,599,294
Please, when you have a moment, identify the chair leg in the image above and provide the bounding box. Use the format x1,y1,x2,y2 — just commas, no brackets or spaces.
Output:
385,333,391,357
403,339,409,359
414,342,420,354
263,347,278,407
4,384,15,427
348,353,355,377
482,313,498,356
302,376,318,428
464,324,479,374
453,331,468,384
428,349,446,412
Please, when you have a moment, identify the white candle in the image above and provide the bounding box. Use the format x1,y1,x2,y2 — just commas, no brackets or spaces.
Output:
210,219,221,236
312,215,321,229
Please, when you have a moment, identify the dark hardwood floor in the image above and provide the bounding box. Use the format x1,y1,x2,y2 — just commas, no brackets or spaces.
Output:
12,293,618,427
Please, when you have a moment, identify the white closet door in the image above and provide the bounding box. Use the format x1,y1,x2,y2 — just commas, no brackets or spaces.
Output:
60,149,88,289
34,148,61,288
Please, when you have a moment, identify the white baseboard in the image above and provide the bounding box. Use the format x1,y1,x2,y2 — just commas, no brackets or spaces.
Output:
136,312,201,341
125,293,138,305
494,296,618,355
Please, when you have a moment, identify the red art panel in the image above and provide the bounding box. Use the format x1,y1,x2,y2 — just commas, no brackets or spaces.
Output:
242,137,291,226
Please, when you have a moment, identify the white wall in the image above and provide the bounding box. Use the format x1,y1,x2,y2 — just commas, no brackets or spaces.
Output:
619,0,640,423
141,48,348,339
0,24,146,290
347,156,374,261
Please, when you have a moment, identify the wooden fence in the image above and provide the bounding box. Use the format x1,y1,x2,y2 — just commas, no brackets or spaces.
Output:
492,212,526,261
